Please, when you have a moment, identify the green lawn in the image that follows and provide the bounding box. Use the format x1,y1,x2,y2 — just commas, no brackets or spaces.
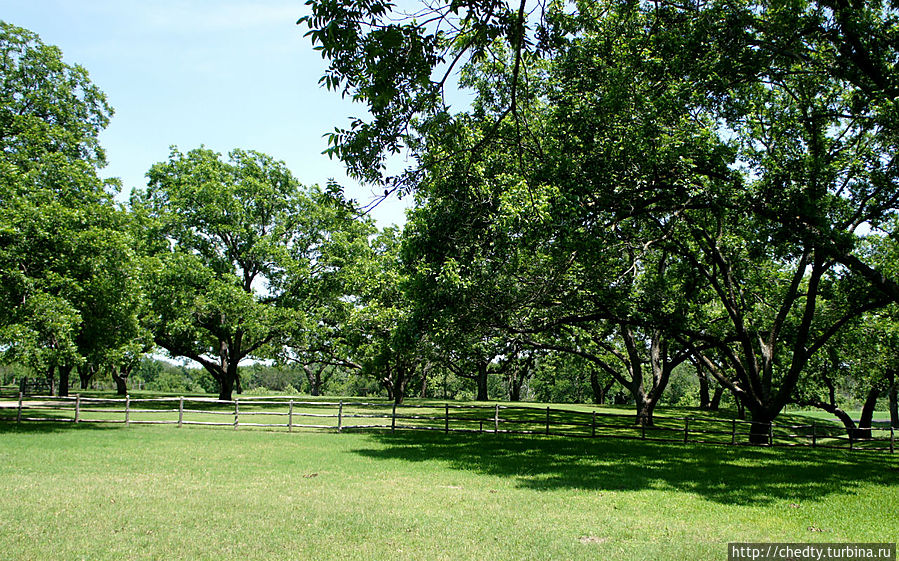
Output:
1,422,897,561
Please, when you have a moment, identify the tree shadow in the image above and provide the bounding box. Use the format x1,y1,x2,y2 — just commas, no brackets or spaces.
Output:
351,431,899,506
0,419,122,435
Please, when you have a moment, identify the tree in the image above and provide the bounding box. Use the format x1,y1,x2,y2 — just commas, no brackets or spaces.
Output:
691,356,724,412
797,307,899,437
343,227,427,404
274,186,377,396
135,147,325,401
307,1,899,443
436,334,517,402
0,22,135,395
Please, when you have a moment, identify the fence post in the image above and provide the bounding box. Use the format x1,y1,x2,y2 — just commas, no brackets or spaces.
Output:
731,419,736,445
684,418,690,444
811,422,816,448
125,395,130,427
288,400,294,433
75,394,81,423
494,404,499,433
641,421,646,440
849,431,854,451
445,404,449,434
17,391,23,423
479,420,483,433
337,400,343,433
391,401,397,432
233,400,239,430
546,407,550,436
592,411,596,438
891,426,894,454
178,397,184,428
768,422,773,446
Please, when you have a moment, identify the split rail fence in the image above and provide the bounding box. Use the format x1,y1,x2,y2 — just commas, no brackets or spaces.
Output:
1,394,895,453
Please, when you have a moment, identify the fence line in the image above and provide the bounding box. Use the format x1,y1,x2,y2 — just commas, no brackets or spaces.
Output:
1,394,895,453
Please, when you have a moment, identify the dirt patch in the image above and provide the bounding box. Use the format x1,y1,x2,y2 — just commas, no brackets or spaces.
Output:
578,536,608,544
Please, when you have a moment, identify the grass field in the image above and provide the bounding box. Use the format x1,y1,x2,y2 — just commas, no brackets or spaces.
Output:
1,421,897,561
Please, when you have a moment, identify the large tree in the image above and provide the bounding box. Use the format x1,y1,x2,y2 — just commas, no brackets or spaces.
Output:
135,147,338,401
0,21,137,394
305,0,899,442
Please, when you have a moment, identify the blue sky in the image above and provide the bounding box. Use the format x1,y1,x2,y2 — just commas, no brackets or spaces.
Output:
1,0,410,226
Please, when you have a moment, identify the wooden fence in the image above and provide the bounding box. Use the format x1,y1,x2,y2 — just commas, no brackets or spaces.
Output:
1,394,895,453
0,385,18,399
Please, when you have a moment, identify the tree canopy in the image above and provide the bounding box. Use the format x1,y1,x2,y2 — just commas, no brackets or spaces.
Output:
134,147,372,401
303,0,899,437
0,21,138,395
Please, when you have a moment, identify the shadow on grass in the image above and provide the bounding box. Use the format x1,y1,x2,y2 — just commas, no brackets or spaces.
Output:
0,418,123,434
352,431,899,506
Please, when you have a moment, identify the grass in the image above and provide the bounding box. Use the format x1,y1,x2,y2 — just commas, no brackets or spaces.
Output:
1,422,897,561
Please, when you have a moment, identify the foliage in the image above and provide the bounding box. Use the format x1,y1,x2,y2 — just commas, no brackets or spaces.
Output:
133,358,214,394
273,183,377,397
340,227,428,403
135,147,359,400
0,21,145,394
305,0,899,437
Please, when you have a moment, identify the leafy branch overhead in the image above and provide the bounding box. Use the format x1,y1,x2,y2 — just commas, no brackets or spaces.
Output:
298,0,539,189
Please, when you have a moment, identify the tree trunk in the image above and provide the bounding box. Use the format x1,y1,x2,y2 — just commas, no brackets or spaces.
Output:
508,366,526,402
890,380,898,429
698,367,711,410
419,373,427,398
747,408,774,445
634,388,656,427
803,399,859,439
47,365,56,396
635,398,656,427
311,373,321,397
214,351,243,400
854,386,880,440
111,366,129,396
732,389,746,419
218,376,234,401
392,364,409,405
475,363,489,401
303,365,322,396
419,364,430,399
214,338,239,401
78,363,95,390
58,365,72,397
709,385,724,411
589,371,611,405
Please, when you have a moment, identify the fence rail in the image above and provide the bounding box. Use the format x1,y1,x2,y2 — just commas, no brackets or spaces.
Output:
1,394,894,453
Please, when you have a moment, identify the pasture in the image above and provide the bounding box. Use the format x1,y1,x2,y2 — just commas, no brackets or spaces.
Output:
1,420,897,561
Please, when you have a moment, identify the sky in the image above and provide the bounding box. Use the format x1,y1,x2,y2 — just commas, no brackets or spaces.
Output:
0,0,411,227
